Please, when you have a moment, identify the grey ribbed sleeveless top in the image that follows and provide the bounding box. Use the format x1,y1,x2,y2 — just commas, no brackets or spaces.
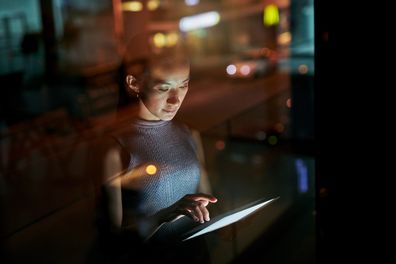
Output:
112,119,200,239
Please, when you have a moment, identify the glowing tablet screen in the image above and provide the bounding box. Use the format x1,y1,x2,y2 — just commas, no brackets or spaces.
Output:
182,197,279,241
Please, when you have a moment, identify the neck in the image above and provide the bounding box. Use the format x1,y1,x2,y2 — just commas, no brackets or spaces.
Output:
138,100,160,121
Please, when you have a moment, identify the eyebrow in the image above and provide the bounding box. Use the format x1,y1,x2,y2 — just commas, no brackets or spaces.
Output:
153,78,190,85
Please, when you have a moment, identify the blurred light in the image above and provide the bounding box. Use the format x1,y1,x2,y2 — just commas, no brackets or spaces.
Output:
122,1,143,12
190,29,207,38
256,131,267,140
147,0,160,10
215,140,225,151
153,32,166,48
185,0,199,6
286,98,292,108
263,4,279,26
320,188,328,198
261,47,270,56
230,153,246,163
251,155,263,165
298,64,309,74
278,32,292,45
268,135,278,145
226,64,237,75
180,11,220,32
166,32,179,47
295,159,308,193
274,123,285,133
146,164,157,175
240,65,251,76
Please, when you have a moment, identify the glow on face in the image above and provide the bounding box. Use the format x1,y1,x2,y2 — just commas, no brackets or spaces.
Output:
139,64,190,121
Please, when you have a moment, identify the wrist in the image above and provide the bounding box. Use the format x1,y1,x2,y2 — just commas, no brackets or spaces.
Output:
155,207,171,224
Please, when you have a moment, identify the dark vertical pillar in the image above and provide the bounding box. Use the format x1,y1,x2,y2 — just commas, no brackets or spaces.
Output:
1,16,25,124
39,0,58,79
2,17,12,72
290,73,314,146
315,0,330,263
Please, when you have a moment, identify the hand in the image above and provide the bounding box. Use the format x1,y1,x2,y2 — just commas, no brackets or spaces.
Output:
161,193,218,224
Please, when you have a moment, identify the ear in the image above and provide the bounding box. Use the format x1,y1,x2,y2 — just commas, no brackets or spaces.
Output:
125,75,139,93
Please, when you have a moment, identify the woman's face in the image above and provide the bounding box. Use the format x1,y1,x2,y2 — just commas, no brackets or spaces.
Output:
138,63,190,121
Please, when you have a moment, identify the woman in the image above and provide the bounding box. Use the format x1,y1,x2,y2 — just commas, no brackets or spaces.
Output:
97,48,217,263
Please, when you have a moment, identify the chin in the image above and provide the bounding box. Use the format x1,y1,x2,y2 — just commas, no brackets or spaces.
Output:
161,116,175,121
160,113,177,121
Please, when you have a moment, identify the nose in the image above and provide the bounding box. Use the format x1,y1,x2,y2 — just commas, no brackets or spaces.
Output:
167,90,180,105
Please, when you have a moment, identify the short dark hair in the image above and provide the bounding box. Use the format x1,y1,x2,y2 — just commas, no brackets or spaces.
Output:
118,32,190,107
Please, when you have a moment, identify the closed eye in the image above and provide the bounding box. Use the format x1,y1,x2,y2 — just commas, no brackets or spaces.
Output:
156,84,170,92
180,82,189,89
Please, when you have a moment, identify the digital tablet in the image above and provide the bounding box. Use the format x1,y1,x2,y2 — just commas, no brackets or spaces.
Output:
181,196,279,241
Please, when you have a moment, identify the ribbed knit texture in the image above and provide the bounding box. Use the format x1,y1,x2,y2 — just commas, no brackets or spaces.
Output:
112,119,200,240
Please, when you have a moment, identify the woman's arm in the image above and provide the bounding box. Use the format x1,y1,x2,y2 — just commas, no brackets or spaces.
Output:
191,129,213,194
102,145,125,232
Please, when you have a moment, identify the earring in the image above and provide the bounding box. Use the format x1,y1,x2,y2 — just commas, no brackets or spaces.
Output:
126,75,140,98
126,75,136,86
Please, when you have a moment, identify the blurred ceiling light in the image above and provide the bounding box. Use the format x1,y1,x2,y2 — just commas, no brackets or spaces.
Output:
240,65,251,76
166,32,179,47
122,1,143,12
226,64,237,75
298,64,309,74
153,32,166,48
147,0,160,11
278,32,292,45
146,164,157,175
185,0,199,6
180,11,220,32
263,4,279,26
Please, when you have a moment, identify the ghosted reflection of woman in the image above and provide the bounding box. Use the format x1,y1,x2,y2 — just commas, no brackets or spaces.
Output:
95,45,217,263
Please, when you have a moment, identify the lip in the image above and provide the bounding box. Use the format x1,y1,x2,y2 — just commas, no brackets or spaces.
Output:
163,109,177,113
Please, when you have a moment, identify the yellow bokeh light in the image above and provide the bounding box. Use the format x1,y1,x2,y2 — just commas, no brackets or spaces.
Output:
147,0,160,11
146,165,157,175
153,32,166,48
122,1,143,12
166,32,179,47
278,32,292,45
263,4,279,26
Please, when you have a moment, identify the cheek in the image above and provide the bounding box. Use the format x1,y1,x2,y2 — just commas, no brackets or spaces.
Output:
145,94,166,109
180,89,188,102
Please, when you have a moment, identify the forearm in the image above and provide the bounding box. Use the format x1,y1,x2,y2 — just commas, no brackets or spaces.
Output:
122,208,170,241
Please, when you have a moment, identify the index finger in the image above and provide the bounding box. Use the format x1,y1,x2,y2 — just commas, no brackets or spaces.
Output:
187,193,218,203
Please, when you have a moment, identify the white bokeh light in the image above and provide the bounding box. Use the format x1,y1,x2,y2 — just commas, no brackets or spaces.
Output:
179,11,220,32
185,0,199,6
226,64,237,75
